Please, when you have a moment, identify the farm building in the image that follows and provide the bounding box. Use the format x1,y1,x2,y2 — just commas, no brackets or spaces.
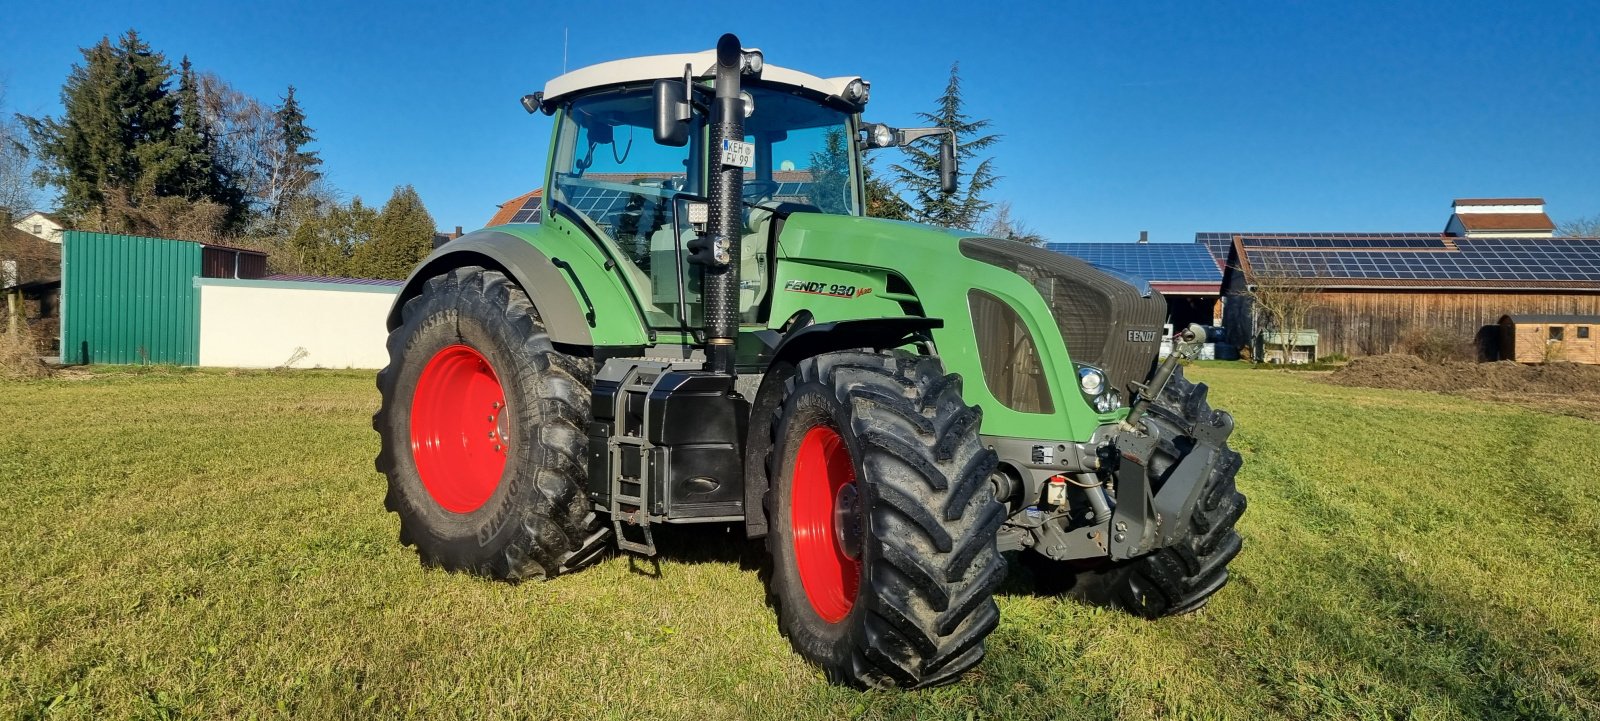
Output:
1047,235,1223,329
58,231,400,368
1203,198,1600,360
1499,314,1600,364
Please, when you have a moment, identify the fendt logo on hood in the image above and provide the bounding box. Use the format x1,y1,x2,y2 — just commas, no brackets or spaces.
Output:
784,280,872,299
1128,329,1160,343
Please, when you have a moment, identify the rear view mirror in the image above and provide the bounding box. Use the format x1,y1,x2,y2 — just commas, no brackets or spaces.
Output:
939,137,958,194
653,79,691,147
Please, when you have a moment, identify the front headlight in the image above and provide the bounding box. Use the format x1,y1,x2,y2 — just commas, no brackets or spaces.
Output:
1093,390,1123,413
1078,366,1105,396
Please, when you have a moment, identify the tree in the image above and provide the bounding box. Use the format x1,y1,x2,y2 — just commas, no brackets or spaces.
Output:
282,196,374,276
19,31,244,238
171,57,244,227
266,86,323,232
1242,257,1323,364
0,87,38,221
862,154,910,221
981,201,1046,246
1557,214,1600,238
890,62,1000,229
21,31,178,222
350,185,435,279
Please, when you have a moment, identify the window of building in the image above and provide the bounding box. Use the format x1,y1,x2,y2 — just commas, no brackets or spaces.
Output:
32,223,42,235
1579,326,1591,339
1549,326,1564,342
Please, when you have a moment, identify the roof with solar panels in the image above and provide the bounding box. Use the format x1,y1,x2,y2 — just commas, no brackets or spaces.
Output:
1197,198,1600,290
1047,240,1223,296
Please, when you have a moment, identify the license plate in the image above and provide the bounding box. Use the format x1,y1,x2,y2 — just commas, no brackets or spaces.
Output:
720,139,755,169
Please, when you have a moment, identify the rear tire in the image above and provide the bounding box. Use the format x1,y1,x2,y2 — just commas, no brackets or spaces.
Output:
763,351,1006,689
1069,368,1246,617
374,266,608,580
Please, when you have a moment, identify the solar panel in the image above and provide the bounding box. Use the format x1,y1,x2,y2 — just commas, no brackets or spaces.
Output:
1047,243,1224,283
1240,236,1600,283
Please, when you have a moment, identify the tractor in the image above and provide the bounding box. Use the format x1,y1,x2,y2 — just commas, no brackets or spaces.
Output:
374,34,1245,689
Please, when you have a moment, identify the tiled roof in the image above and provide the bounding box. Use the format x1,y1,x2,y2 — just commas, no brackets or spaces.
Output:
1454,212,1555,232
488,189,542,226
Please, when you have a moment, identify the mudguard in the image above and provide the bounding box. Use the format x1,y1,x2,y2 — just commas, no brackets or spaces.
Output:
386,230,593,345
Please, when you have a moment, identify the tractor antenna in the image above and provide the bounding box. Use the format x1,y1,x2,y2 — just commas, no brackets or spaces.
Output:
562,28,568,73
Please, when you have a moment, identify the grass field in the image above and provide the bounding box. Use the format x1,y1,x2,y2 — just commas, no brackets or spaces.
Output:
3,365,1598,720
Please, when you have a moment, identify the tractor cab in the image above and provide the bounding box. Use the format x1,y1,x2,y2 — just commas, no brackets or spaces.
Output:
534,53,866,329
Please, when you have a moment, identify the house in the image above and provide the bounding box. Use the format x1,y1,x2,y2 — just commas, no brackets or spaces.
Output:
1047,233,1224,329
1,224,63,350
489,189,543,226
12,211,67,244
1204,198,1600,360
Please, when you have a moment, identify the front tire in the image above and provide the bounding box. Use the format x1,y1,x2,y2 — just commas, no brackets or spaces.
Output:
374,266,608,580
764,351,1006,689
1066,368,1246,616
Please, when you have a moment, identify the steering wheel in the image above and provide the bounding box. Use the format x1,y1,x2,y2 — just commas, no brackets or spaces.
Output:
742,179,779,203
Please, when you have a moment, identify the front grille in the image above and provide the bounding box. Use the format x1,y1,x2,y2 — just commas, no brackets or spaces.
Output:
960,237,1166,398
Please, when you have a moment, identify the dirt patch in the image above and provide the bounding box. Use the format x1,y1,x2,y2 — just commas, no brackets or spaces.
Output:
1325,354,1600,421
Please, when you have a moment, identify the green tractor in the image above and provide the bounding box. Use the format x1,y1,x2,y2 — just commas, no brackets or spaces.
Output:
374,34,1245,688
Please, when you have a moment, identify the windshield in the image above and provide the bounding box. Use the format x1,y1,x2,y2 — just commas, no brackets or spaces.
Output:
548,84,860,330
741,86,860,215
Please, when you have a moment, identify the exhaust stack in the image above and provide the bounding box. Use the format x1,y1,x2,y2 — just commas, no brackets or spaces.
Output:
694,33,749,376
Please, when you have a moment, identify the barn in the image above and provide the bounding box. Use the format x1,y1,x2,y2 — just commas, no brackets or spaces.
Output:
1204,198,1600,360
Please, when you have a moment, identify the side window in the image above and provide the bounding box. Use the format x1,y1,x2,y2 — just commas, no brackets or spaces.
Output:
1549,326,1565,342
969,290,1053,414
1578,326,1590,339
552,92,700,329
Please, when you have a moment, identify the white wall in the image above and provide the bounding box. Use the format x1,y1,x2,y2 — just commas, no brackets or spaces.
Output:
198,279,397,369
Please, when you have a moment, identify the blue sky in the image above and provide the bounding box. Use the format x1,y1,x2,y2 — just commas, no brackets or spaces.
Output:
3,1,1598,242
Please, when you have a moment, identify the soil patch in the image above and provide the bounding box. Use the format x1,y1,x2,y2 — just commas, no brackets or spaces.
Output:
1325,354,1600,421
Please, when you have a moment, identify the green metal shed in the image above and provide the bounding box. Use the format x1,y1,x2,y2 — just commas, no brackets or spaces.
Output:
61,231,201,365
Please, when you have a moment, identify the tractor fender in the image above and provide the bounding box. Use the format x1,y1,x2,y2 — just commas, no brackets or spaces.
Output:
768,316,944,368
386,230,593,346
743,315,945,539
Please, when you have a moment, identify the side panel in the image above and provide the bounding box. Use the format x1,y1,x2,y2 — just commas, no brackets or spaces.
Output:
771,214,1109,442
61,231,200,365
387,225,650,347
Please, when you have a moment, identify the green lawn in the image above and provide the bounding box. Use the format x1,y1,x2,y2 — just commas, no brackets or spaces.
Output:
2,366,1597,720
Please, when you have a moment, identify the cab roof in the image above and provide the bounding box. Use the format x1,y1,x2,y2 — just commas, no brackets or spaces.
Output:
542,49,862,106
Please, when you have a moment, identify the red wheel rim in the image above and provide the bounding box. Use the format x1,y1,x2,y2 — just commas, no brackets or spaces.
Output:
410,344,510,514
791,425,862,623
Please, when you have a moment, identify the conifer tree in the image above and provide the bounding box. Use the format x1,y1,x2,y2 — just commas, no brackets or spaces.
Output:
21,31,180,221
268,86,323,229
890,62,1000,229
350,185,435,279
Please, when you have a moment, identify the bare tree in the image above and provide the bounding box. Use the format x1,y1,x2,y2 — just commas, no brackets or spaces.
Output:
0,85,40,221
1241,256,1323,364
1557,214,1600,238
982,201,1046,246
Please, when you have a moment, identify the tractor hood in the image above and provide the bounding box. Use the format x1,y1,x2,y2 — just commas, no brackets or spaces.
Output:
773,213,1167,400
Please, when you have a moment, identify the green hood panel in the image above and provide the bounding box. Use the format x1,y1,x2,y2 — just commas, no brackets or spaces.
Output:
772,213,1114,442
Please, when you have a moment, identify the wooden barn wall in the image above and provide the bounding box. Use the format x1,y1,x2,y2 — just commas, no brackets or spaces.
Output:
1303,290,1600,358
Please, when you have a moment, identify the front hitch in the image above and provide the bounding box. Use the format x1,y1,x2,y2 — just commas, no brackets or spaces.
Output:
1105,368,1235,561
